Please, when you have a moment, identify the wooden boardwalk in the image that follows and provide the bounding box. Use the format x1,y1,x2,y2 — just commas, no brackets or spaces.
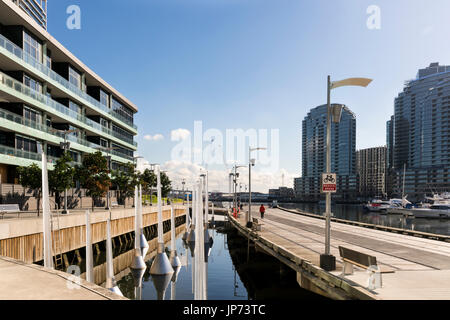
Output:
229,207,450,300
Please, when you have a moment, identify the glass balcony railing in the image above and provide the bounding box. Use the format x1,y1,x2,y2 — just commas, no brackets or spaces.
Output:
0,143,62,164
0,33,137,130
0,71,137,148
0,107,134,162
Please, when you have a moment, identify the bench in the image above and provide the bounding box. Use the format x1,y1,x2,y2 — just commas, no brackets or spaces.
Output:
252,217,263,231
0,204,21,219
338,246,383,290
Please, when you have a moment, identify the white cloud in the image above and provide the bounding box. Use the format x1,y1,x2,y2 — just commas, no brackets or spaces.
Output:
144,134,164,141
171,128,191,141
421,25,434,36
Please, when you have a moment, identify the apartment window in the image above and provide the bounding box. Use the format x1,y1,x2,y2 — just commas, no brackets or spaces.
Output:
45,55,51,68
100,90,109,108
100,138,108,148
69,151,79,163
16,135,38,153
100,118,109,128
69,66,81,89
23,106,42,124
112,97,133,124
23,74,42,93
23,31,42,61
112,124,133,142
68,100,81,114
67,125,79,138
111,143,133,158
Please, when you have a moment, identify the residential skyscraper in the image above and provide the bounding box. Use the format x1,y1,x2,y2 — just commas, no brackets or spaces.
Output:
390,62,450,200
356,146,386,198
11,0,47,30
296,104,358,200
0,0,137,184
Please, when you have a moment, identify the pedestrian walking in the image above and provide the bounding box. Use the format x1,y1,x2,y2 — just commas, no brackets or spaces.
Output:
259,204,265,219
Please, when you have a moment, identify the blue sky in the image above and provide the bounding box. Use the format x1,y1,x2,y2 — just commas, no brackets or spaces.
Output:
47,0,450,191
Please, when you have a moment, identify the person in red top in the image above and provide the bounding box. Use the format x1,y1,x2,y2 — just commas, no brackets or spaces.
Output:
259,204,266,219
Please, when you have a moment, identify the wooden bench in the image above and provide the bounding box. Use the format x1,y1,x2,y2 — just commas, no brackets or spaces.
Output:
339,246,388,290
0,204,21,219
252,217,263,231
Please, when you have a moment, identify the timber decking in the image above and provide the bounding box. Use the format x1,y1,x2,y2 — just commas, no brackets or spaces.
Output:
230,207,450,300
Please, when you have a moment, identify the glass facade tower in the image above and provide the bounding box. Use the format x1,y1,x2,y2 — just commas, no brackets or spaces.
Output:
295,104,358,200
389,63,450,200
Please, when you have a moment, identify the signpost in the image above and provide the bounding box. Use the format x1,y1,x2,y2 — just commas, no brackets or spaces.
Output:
321,173,337,193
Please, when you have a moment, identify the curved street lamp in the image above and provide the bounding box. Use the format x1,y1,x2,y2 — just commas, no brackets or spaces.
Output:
320,76,372,271
247,147,267,228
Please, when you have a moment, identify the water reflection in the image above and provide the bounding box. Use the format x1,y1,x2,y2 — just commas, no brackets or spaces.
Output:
283,203,450,236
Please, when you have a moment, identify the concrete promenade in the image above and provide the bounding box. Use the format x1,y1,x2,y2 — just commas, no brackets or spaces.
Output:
229,206,450,300
0,256,127,300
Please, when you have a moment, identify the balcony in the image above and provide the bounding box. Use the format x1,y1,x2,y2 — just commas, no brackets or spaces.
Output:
0,33,137,131
0,143,59,164
0,71,137,149
0,107,134,162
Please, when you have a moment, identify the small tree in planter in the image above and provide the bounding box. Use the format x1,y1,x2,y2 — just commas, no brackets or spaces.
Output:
140,168,156,203
49,152,76,211
111,162,140,208
17,163,42,216
76,151,110,211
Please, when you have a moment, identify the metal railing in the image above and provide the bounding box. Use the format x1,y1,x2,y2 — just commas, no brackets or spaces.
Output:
0,108,134,161
0,71,137,148
0,33,137,130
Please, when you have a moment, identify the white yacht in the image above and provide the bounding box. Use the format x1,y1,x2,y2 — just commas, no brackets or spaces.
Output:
364,199,392,212
397,193,450,218
410,204,450,219
385,198,413,215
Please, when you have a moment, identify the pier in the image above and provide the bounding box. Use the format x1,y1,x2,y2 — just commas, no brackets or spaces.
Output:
0,255,127,300
228,206,450,300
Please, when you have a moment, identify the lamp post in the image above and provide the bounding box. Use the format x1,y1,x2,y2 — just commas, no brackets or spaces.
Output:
320,75,372,271
182,179,186,204
133,156,144,207
232,165,246,214
228,172,234,209
248,147,267,228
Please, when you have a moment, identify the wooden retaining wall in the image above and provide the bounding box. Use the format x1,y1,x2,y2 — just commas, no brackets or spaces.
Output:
0,206,186,264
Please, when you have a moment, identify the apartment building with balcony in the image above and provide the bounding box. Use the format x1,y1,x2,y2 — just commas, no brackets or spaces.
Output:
356,146,387,198
388,63,450,200
0,0,138,184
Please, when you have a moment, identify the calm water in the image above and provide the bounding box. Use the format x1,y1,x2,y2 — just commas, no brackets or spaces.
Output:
282,203,450,236
112,225,326,300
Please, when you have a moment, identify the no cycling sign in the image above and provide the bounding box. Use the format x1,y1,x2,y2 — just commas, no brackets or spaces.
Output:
321,173,337,193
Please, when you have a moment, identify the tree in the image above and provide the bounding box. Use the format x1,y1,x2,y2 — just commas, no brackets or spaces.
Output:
76,151,111,211
111,162,139,207
140,168,172,199
160,171,172,198
17,163,42,216
49,152,76,210
140,168,156,198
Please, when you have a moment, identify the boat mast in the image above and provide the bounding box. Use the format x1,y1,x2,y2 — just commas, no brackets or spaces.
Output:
402,163,406,199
